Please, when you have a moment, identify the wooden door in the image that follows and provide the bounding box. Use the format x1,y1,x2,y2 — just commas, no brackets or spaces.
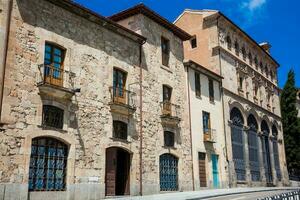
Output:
198,152,207,187
105,148,117,196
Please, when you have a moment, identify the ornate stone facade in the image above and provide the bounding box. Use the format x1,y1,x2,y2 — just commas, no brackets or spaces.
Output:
175,9,289,187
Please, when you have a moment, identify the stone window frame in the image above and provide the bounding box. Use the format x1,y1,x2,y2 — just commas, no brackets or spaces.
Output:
39,100,69,131
234,40,240,56
23,131,76,192
241,46,246,61
161,36,170,67
226,35,232,50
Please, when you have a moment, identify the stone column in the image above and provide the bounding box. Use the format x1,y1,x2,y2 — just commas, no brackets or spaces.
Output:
243,126,251,185
269,136,277,185
257,132,266,185
0,0,12,122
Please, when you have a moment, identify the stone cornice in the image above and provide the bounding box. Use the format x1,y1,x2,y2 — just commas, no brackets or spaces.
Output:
216,46,280,90
223,87,282,121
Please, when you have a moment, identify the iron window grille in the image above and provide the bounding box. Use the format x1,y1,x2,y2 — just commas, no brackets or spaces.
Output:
42,105,64,129
164,131,175,147
159,154,178,191
29,137,68,191
113,121,128,140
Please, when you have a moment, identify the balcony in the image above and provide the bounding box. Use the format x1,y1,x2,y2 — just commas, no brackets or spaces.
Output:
37,64,76,99
203,128,217,143
109,86,136,116
160,101,181,127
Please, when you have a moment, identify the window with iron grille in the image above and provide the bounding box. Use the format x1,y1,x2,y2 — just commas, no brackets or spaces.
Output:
161,37,170,67
209,79,214,102
113,120,128,140
194,72,201,97
164,131,175,147
234,41,239,56
42,105,64,129
29,137,68,191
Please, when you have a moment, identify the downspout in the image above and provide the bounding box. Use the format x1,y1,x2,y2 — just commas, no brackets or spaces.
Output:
186,66,195,191
0,0,13,123
139,40,146,196
216,15,232,188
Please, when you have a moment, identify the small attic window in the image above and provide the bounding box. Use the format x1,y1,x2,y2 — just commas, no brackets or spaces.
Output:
190,36,197,49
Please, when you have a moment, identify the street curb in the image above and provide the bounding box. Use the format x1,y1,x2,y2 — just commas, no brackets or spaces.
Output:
188,187,300,200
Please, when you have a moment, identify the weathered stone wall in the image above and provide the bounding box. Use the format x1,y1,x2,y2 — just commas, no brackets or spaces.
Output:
0,0,143,199
116,13,194,194
0,0,194,199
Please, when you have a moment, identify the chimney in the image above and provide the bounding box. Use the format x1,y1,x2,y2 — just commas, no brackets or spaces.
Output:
260,42,271,54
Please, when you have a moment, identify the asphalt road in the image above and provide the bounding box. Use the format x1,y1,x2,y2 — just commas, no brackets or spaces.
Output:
204,190,291,200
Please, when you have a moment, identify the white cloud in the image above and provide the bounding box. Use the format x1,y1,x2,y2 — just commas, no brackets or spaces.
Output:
244,0,267,10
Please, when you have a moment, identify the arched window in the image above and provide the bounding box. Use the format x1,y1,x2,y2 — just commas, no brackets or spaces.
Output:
113,120,128,140
226,36,232,50
164,131,175,147
265,65,269,78
159,154,178,191
259,62,263,73
234,41,239,56
230,107,245,181
241,46,246,60
247,114,260,181
272,125,281,181
254,57,258,70
42,105,64,129
248,52,253,65
29,137,68,191
261,120,273,183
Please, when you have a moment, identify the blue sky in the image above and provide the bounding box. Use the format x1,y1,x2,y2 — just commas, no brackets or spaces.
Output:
74,0,299,88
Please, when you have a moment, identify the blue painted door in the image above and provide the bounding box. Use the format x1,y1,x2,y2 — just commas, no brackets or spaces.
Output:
159,154,178,191
211,154,219,188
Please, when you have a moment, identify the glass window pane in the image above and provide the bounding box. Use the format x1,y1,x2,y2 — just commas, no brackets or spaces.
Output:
54,48,62,56
45,45,51,53
54,55,61,63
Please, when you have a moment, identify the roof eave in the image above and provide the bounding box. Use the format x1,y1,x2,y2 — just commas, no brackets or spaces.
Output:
45,0,146,44
109,4,192,41
204,11,280,67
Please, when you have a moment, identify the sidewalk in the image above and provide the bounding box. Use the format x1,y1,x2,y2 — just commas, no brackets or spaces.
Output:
108,187,300,200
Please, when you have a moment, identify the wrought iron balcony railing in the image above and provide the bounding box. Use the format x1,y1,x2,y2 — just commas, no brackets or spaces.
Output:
109,86,136,109
37,64,75,90
160,101,180,118
203,128,217,143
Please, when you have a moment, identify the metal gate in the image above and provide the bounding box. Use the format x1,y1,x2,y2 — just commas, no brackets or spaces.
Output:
262,135,273,184
261,120,273,184
160,154,178,191
231,125,246,181
247,115,260,182
230,108,246,181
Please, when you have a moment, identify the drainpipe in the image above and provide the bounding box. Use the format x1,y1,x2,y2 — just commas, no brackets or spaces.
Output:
0,0,13,123
139,40,146,196
216,15,232,188
186,66,195,190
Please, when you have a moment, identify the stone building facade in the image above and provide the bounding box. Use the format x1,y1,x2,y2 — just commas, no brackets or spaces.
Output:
175,10,289,187
184,60,227,189
0,1,193,199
